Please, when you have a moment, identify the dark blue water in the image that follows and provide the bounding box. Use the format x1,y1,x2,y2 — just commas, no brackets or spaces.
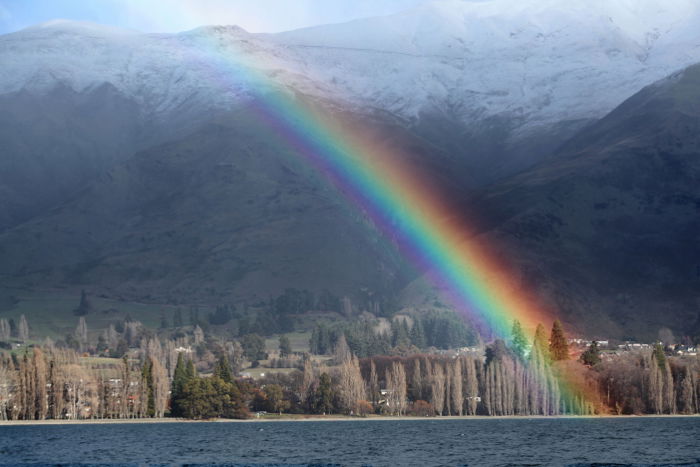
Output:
1,417,699,466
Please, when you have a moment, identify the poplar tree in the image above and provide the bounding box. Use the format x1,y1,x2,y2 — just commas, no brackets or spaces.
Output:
18,315,29,342
531,323,550,363
430,363,446,416
368,360,380,408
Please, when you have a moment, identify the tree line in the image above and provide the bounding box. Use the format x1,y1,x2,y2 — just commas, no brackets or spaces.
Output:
2,316,700,420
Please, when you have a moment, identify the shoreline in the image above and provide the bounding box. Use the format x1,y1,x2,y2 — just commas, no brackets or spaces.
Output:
1,414,698,426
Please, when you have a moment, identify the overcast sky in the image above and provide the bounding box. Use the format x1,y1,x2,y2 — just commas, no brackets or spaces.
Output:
0,0,434,34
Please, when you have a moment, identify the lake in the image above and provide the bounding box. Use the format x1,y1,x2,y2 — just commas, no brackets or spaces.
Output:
1,417,699,466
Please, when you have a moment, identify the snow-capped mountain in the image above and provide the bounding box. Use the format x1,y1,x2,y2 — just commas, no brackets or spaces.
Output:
271,0,700,129
2,0,700,132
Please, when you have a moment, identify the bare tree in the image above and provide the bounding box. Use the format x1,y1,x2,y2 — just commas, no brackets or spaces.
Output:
430,363,445,416
193,325,204,345
296,359,314,410
451,359,464,416
150,357,169,418
463,356,480,415
75,317,88,352
0,359,14,420
368,360,380,408
0,319,10,341
334,334,352,364
410,358,423,402
385,362,407,416
32,348,48,420
18,315,29,342
338,356,365,414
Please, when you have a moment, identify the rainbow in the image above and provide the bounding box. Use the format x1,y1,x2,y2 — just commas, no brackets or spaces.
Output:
168,27,604,414
180,30,552,341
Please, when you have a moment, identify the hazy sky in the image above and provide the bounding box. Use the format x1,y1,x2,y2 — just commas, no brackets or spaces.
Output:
0,0,432,34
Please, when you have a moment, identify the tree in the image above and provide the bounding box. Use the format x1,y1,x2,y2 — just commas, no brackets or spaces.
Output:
338,356,365,414
315,373,334,414
652,343,667,369
581,341,601,366
410,318,427,349
334,334,351,364
385,362,407,416
159,312,169,329
531,323,549,363
193,325,204,345
430,363,446,416
214,355,233,383
170,353,191,417
178,377,249,419
73,290,92,316
263,384,290,414
74,317,88,352
511,320,529,360
450,359,463,416
208,306,233,326
310,323,332,355
0,318,10,341
173,309,184,328
241,334,267,362
549,320,569,361
278,335,292,358
391,319,410,347
18,315,29,342
368,360,380,408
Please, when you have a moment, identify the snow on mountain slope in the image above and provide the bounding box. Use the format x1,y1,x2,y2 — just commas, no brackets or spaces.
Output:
2,0,700,131
0,20,339,122
270,0,700,129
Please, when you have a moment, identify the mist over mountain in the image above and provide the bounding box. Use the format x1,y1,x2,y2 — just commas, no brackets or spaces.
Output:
1,0,699,339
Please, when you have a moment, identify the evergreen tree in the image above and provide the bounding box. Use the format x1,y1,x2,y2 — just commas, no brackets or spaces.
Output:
580,341,601,366
73,290,92,316
278,335,292,358
391,319,410,347
171,355,197,417
653,343,667,369
173,309,183,328
241,334,267,362
214,355,233,383
141,358,155,418
549,320,569,361
510,320,529,360
309,324,332,355
186,357,197,379
315,372,334,414
410,318,427,349
172,354,187,393
178,376,249,419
